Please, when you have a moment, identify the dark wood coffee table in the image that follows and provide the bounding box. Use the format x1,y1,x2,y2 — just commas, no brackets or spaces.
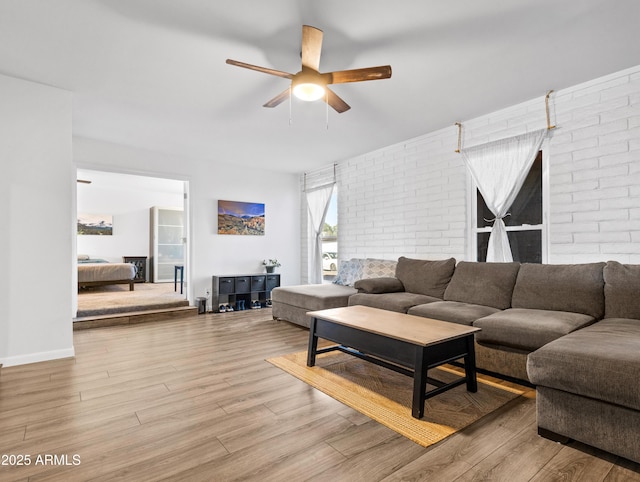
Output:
306,305,481,419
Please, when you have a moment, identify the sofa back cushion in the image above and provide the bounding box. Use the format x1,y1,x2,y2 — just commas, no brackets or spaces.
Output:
603,261,640,319
443,261,520,309
511,262,605,318
394,257,456,298
443,261,520,310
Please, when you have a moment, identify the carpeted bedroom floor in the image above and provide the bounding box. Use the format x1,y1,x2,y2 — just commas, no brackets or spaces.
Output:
76,282,189,317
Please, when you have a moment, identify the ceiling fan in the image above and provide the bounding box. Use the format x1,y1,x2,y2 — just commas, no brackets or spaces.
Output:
226,25,392,113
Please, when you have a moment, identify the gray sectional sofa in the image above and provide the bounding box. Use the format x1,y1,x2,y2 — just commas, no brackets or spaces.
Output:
271,256,640,463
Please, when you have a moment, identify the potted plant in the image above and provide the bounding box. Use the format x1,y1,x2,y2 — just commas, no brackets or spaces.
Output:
263,258,281,273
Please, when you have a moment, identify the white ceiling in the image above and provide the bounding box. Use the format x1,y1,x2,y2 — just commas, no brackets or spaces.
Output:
2,0,639,174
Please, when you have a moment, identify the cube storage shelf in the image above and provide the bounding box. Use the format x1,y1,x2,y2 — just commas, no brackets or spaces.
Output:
212,273,280,313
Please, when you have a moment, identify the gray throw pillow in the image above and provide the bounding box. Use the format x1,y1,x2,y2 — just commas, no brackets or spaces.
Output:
332,258,365,286
394,257,456,298
362,258,398,278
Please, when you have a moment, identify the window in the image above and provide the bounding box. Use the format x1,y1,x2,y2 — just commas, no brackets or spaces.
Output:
321,189,338,282
473,151,547,263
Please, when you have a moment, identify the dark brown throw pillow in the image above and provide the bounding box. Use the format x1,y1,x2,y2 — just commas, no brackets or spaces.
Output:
354,277,404,294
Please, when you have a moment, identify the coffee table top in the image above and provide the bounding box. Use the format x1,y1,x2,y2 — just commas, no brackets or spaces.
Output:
307,305,480,347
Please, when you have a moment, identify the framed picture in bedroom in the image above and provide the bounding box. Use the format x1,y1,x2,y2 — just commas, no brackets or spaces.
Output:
217,200,265,235
77,213,113,235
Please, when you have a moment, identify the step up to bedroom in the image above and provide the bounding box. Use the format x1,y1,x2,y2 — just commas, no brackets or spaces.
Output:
73,306,198,330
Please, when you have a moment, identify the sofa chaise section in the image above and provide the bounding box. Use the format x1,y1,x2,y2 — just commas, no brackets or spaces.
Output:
527,318,640,464
271,258,397,327
271,283,357,328
526,261,640,463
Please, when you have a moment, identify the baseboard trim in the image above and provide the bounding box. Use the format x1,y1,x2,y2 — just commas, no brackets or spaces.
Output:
0,347,75,368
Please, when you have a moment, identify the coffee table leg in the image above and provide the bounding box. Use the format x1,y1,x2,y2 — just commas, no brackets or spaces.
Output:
307,317,318,367
412,347,428,419
465,335,478,392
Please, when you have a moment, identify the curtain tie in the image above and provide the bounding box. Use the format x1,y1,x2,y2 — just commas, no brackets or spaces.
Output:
483,213,511,224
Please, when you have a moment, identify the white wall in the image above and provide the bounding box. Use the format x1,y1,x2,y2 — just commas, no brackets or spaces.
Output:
333,65,640,265
74,137,301,304
0,74,74,367
76,171,183,264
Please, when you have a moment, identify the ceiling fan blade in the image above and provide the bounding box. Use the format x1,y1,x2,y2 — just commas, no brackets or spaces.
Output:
326,65,392,84
301,25,323,71
324,87,351,113
226,59,293,79
263,88,291,108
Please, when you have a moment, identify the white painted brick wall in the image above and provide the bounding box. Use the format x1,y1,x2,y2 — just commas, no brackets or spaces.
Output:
548,66,640,263
302,64,640,269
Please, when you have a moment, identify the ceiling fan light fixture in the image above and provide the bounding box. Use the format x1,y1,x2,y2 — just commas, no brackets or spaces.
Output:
293,82,325,101
226,25,391,113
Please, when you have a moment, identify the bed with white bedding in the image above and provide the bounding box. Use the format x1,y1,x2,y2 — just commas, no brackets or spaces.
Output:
78,257,137,291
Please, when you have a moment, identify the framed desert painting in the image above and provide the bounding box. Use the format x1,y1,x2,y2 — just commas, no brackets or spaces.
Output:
217,200,265,235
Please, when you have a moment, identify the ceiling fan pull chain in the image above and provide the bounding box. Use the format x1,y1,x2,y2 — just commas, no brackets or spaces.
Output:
289,86,293,126
326,91,329,130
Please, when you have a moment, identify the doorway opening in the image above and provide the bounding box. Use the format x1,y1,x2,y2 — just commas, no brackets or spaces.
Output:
74,168,190,320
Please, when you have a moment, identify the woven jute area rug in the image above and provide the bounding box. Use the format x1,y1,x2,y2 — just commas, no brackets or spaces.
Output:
267,350,525,447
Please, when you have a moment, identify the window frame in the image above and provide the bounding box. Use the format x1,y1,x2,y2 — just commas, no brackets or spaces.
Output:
467,141,550,263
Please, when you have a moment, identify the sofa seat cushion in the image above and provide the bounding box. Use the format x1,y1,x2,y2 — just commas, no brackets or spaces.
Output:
408,301,501,326
348,292,440,313
394,256,456,298
443,261,520,310
271,284,357,311
512,262,605,319
527,318,640,411
474,308,596,352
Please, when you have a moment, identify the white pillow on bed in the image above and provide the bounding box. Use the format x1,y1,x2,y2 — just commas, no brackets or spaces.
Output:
78,254,90,261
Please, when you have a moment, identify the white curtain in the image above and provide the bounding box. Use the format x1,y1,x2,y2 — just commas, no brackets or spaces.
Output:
461,129,547,262
306,183,335,283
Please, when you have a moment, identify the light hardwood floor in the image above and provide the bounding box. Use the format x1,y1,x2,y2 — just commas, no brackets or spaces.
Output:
1,310,639,481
